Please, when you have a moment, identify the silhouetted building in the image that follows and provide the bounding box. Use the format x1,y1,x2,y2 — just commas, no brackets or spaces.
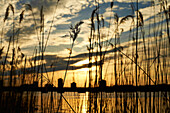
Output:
58,78,63,89
99,80,106,88
71,82,76,89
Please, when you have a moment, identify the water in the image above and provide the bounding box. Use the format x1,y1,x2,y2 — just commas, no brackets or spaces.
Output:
2,91,168,113
58,92,170,113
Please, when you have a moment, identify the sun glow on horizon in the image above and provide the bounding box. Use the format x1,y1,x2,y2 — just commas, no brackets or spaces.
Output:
73,59,89,66
73,58,96,66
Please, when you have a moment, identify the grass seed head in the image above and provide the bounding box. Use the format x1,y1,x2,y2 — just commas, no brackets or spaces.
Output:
114,13,119,24
119,15,134,25
9,4,14,14
111,1,114,9
25,4,32,11
4,6,10,22
138,11,144,26
19,10,25,24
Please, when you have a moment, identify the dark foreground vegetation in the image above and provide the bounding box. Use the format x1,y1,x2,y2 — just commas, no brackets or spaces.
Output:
0,0,170,112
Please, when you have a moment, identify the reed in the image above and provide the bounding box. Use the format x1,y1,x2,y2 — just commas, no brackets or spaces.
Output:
0,1,169,112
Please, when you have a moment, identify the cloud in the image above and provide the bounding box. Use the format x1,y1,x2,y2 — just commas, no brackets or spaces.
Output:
0,0,169,64
0,0,92,55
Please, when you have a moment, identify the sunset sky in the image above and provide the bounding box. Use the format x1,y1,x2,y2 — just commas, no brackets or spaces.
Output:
0,0,169,86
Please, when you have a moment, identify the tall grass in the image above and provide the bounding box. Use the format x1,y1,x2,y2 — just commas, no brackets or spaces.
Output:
0,0,169,113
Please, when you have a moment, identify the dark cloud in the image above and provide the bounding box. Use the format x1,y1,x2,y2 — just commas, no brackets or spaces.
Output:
5,24,36,42
16,45,127,75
